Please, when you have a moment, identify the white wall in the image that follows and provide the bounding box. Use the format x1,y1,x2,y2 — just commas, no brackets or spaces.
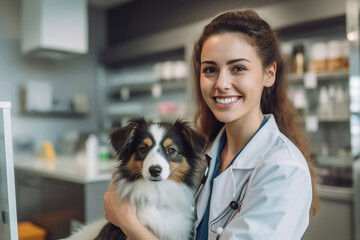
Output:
0,0,105,152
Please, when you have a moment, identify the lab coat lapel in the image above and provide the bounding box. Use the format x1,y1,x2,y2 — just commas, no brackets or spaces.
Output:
195,114,280,226
195,128,225,226
231,114,279,169
208,115,280,224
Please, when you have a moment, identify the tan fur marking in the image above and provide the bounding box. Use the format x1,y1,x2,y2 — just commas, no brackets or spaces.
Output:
169,157,189,183
163,138,173,148
126,153,143,177
144,138,153,147
130,126,138,137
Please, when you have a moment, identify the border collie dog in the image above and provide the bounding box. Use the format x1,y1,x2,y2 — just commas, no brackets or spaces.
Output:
65,117,208,240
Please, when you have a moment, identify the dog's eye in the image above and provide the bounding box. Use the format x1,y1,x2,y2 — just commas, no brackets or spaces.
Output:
138,146,148,154
166,147,176,155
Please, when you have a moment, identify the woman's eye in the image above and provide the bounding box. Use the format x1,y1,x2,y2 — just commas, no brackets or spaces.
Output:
202,67,217,74
233,66,246,72
138,146,148,154
166,147,176,155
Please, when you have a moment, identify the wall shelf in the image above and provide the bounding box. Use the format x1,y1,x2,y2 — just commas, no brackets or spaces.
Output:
20,111,88,118
318,116,351,122
288,70,349,83
109,78,187,92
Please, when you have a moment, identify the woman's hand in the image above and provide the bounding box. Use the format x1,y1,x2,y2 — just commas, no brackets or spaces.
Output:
103,181,137,230
103,181,159,240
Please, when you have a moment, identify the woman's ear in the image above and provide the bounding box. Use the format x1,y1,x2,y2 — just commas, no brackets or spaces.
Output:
264,62,276,87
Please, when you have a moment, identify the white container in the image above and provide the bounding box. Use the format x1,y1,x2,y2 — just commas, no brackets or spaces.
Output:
334,85,347,117
161,61,174,80
327,40,343,71
318,86,330,118
173,61,188,79
86,134,98,176
310,42,327,72
23,81,53,112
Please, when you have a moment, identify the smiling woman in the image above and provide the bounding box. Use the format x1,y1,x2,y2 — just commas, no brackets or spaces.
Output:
191,9,320,240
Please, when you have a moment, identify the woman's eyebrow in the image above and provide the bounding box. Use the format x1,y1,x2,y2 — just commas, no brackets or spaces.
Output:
201,58,251,65
201,60,216,65
227,58,251,64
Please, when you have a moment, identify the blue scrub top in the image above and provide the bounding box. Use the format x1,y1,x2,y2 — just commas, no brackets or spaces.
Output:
196,117,267,240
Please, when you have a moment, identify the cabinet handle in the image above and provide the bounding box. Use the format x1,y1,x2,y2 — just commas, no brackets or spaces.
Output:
2,210,9,224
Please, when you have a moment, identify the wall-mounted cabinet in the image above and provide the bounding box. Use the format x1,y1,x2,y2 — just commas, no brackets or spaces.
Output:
280,18,353,187
102,48,190,129
289,70,352,187
99,20,206,130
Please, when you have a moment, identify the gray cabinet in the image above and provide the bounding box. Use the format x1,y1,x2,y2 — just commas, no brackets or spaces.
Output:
303,186,354,240
15,169,110,240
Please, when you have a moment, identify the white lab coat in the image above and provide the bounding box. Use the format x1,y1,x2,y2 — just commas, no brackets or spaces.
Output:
195,114,312,240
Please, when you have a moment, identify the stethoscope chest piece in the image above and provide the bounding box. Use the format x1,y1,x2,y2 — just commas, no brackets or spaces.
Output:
216,227,224,235
209,178,250,237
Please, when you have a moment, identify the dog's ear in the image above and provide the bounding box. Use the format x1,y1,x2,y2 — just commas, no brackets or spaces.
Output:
109,117,147,155
174,119,209,158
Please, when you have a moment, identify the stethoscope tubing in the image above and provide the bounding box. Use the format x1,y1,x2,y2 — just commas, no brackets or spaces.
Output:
209,179,249,236
193,156,250,239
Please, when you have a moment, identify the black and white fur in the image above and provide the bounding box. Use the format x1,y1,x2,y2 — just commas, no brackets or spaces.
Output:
64,117,208,240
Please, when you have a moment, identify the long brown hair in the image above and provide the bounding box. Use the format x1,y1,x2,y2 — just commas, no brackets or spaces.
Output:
192,9,320,216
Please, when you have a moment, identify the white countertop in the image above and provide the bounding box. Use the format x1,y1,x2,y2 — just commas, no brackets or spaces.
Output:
14,155,117,184
14,155,355,200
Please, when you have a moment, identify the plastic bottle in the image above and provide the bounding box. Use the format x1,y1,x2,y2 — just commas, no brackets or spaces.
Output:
318,86,330,118
334,85,345,117
86,134,98,176
328,85,336,118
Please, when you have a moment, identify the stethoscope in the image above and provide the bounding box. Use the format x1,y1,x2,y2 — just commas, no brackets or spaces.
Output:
193,157,250,239
209,178,249,238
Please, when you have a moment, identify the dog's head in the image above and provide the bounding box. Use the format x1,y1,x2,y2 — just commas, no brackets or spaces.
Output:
109,117,208,188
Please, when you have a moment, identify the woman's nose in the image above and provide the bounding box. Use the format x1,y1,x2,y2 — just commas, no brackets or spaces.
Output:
215,70,231,90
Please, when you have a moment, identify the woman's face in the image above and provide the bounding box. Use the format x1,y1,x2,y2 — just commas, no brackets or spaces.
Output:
200,33,275,125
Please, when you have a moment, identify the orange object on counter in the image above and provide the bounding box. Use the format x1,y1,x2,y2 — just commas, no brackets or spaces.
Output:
18,222,47,240
42,141,57,160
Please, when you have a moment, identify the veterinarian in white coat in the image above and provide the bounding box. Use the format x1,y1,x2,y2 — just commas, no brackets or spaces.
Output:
191,9,319,240
194,114,312,239
103,9,320,240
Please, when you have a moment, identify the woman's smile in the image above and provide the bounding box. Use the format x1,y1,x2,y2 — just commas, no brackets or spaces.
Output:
214,96,242,108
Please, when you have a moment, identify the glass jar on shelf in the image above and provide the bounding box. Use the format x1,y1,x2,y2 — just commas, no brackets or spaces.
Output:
292,44,307,75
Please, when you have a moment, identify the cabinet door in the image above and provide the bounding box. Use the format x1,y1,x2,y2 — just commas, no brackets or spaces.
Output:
16,171,43,222
303,197,353,240
41,177,84,240
0,103,18,240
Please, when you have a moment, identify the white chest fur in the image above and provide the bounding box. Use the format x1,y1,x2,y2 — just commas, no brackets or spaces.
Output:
116,179,195,240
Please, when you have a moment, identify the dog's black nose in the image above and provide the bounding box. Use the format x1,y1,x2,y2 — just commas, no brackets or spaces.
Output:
149,165,162,177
